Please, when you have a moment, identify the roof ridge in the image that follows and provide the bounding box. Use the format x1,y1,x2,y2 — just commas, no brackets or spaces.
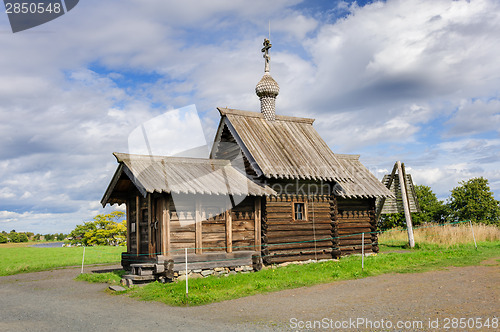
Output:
113,152,231,165
217,107,315,124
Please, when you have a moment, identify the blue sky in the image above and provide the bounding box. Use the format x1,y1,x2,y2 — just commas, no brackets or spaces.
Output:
1,0,499,233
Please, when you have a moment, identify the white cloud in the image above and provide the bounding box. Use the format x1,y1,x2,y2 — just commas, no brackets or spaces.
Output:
446,98,500,137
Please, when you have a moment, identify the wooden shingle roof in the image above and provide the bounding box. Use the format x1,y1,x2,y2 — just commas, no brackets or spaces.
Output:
379,173,420,214
212,108,351,182
334,154,394,199
101,152,276,206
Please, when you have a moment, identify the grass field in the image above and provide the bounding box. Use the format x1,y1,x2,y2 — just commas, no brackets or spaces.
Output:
84,240,499,307
379,222,500,248
0,245,125,276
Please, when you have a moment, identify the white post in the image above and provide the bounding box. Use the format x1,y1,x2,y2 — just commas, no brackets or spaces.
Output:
185,248,189,304
80,246,86,274
361,233,365,271
397,161,415,248
469,220,478,250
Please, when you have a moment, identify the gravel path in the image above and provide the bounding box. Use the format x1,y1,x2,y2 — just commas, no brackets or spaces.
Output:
0,259,498,331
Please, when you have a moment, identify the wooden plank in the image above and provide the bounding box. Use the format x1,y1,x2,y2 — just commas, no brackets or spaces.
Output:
195,201,202,254
266,219,331,225
170,232,195,241
338,228,373,235
267,235,333,245
126,198,131,254
170,242,196,253
269,247,333,256
136,196,140,257
202,223,226,233
171,222,196,232
162,198,170,256
338,239,372,246
267,224,332,231
267,229,332,239
231,240,254,250
147,194,153,257
267,240,332,251
255,197,261,251
225,208,232,253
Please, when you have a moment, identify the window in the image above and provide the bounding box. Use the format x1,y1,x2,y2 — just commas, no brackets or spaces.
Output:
294,202,306,220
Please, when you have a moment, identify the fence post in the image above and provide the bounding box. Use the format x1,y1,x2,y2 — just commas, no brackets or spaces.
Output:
361,233,365,271
185,248,189,305
469,220,478,250
80,246,86,274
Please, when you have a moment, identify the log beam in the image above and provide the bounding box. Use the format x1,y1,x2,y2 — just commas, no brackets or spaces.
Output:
225,208,233,253
195,200,202,254
162,198,170,256
254,197,261,251
136,196,140,257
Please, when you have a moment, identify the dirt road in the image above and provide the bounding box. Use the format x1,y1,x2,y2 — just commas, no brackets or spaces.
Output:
0,259,498,331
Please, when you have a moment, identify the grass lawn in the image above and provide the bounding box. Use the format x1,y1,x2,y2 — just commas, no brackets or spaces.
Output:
81,241,499,307
0,245,125,276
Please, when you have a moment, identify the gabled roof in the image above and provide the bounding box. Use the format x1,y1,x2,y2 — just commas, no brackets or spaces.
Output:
101,152,276,207
334,154,394,199
211,108,351,182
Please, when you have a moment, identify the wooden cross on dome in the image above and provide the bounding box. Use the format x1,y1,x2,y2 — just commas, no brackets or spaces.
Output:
261,38,272,73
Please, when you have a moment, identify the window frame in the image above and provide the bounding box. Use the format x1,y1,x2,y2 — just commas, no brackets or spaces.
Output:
293,202,307,221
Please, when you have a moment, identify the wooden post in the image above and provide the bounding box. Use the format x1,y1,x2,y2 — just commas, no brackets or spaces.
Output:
195,200,202,254
162,198,170,256
136,196,140,257
148,194,153,257
397,161,415,248
226,208,233,253
254,197,261,251
126,199,131,254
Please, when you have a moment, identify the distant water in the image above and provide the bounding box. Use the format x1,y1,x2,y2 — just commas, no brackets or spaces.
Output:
30,242,65,248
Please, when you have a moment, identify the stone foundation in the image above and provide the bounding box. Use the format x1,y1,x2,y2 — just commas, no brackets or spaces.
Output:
175,265,254,281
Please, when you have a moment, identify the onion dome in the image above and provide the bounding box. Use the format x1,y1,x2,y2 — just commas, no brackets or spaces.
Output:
256,38,279,121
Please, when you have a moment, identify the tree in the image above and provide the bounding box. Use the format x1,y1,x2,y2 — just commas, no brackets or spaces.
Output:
412,185,449,224
18,233,29,242
69,211,126,246
0,233,7,243
448,177,500,225
9,231,20,243
379,185,450,229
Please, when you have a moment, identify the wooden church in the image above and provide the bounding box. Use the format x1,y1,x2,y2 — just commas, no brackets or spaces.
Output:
101,39,393,276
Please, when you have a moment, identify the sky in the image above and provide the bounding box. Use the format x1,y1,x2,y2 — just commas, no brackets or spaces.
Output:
0,0,499,233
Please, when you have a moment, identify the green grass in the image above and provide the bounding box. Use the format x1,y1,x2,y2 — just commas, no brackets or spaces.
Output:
75,269,127,284
0,245,125,276
123,241,499,306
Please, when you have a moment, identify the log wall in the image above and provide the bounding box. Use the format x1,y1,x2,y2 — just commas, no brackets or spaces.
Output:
336,198,378,255
262,196,333,264
142,194,258,255
231,197,256,251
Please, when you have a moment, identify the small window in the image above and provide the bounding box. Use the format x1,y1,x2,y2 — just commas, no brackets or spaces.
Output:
294,202,306,220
